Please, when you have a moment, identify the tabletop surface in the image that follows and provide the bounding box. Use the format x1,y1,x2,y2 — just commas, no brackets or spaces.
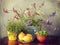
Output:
0,36,60,45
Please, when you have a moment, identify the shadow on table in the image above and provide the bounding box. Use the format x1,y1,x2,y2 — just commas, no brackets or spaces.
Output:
1,36,60,45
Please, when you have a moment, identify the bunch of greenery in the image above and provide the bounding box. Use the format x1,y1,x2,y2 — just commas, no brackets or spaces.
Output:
6,19,25,34
30,19,41,26
5,2,48,36
27,19,48,36
39,30,48,36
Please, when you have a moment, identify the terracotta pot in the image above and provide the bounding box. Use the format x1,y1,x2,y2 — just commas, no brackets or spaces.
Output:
7,31,17,40
36,34,47,42
8,40,17,45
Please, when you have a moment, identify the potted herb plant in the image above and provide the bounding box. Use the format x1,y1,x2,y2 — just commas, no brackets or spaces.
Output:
6,20,24,40
36,30,48,42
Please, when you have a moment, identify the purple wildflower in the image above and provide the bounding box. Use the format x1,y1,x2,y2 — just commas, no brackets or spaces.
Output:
46,20,52,25
49,11,56,17
42,20,52,25
25,19,33,26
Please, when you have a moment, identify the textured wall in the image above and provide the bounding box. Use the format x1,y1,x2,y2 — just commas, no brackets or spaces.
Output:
0,0,60,38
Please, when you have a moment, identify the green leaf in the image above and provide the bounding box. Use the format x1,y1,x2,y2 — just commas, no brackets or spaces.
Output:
39,30,48,36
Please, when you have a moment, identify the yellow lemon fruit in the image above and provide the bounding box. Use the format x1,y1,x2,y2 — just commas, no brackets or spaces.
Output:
18,32,25,41
23,34,33,42
26,34,32,37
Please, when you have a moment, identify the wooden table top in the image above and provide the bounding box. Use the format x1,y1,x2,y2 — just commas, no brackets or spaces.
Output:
0,36,60,45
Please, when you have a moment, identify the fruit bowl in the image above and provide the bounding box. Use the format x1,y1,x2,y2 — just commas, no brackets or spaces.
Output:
18,32,35,43
18,39,33,43
18,36,34,43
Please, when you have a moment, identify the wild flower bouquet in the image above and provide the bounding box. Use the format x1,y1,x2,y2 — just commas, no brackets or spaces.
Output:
3,2,56,42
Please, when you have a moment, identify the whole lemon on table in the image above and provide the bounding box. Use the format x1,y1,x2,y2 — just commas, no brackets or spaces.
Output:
23,34,33,43
18,32,25,41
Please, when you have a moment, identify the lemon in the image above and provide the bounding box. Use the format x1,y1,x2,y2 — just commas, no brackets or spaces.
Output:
23,34,33,42
18,32,25,41
26,34,32,38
